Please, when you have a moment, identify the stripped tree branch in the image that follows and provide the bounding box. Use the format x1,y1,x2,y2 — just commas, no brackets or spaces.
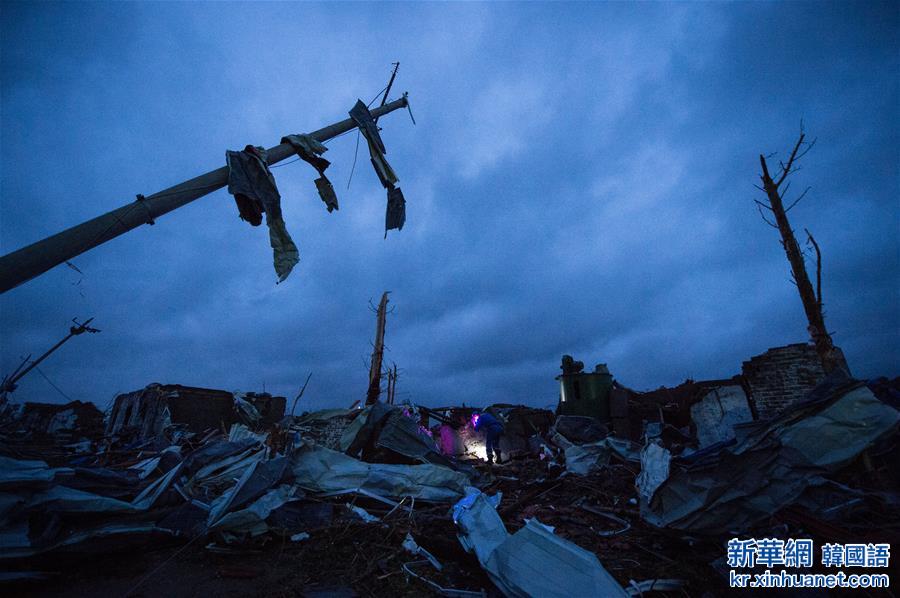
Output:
794,137,817,162
756,203,778,228
784,186,812,212
775,133,806,187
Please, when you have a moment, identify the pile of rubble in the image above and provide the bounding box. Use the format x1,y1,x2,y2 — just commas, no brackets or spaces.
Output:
0,372,897,596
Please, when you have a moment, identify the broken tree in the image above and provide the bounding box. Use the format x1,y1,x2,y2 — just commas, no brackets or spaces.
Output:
366,292,390,405
757,129,847,374
386,363,399,405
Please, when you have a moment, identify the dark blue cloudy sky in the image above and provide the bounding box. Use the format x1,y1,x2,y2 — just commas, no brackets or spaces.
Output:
1,2,897,411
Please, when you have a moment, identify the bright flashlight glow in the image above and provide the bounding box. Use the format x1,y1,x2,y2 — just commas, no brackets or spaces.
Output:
467,440,488,461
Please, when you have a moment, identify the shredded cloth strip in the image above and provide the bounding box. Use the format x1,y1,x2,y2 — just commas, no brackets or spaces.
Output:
225,145,299,282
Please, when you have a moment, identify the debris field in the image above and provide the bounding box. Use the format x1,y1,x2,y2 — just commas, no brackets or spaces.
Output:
0,361,898,597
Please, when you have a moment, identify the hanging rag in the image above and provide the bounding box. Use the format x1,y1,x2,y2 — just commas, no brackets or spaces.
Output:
349,100,406,235
385,187,406,234
281,133,339,213
226,145,300,282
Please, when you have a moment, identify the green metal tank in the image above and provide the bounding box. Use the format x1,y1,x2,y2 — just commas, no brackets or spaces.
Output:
556,363,614,420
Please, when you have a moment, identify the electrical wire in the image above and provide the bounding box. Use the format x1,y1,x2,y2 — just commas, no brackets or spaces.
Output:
347,129,361,190
368,85,389,108
270,156,301,169
33,365,75,402
323,128,357,145
148,182,223,200
79,181,224,258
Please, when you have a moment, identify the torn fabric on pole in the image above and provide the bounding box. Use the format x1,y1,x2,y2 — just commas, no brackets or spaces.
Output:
349,100,406,236
225,145,299,282
385,187,406,234
281,134,339,213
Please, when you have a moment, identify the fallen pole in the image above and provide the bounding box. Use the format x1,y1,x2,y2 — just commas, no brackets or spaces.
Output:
0,95,410,294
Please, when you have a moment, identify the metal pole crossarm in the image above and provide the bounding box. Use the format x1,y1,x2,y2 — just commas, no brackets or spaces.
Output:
0,95,410,294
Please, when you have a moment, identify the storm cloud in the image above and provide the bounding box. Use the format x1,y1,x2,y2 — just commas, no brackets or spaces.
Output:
1,2,897,411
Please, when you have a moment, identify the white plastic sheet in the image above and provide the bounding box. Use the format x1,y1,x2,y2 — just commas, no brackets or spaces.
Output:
635,442,670,505
453,490,627,597
291,443,469,502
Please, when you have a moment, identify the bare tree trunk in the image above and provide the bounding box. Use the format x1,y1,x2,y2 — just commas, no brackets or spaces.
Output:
366,292,390,405
758,135,846,374
389,363,398,404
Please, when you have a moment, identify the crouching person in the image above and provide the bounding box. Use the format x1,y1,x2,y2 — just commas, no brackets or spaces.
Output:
473,411,504,464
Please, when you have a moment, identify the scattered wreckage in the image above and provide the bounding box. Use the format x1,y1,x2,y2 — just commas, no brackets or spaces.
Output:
0,364,897,596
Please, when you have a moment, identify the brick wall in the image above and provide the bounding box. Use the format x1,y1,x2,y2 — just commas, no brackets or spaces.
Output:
741,343,828,420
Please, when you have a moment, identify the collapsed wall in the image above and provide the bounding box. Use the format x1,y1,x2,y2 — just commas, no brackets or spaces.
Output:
105,383,285,439
608,342,843,445
742,343,829,420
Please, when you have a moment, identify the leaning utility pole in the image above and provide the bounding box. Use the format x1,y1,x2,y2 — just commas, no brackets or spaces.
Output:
0,317,100,396
366,292,390,405
0,95,411,294
757,131,846,374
